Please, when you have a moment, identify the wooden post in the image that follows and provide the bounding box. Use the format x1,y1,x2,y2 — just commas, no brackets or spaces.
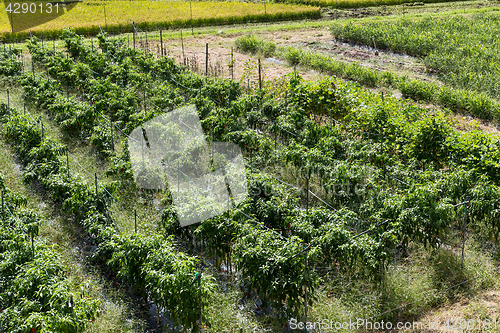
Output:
205,43,209,76
134,209,137,233
181,30,185,65
1,190,4,222
303,249,308,332
274,130,277,150
372,36,378,56
31,232,35,258
160,30,163,56
66,148,69,174
231,47,234,80
198,273,203,332
133,26,136,49
110,120,114,151
306,175,309,211
95,173,98,196
461,200,468,268
258,58,262,90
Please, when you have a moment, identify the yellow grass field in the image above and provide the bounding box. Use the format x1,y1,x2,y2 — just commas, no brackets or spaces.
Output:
275,0,456,8
0,0,320,40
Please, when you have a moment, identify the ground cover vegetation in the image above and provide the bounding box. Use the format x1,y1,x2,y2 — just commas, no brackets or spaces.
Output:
1,27,500,331
330,12,500,98
0,172,102,332
235,32,500,123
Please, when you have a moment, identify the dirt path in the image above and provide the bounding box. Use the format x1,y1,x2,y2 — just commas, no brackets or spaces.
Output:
143,25,436,87
139,24,500,134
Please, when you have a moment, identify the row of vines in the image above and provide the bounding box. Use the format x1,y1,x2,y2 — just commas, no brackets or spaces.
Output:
1,27,500,330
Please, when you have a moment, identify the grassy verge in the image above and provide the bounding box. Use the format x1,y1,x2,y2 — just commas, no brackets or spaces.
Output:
235,34,500,123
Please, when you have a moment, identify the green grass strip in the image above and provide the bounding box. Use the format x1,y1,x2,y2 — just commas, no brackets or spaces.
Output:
236,34,500,123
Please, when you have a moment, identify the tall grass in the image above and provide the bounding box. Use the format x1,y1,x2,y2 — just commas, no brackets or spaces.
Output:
330,13,500,101
309,241,499,327
234,34,500,123
0,1,320,41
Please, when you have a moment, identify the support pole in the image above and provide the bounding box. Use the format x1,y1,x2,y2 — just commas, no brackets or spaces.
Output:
110,119,114,151
231,47,234,80
160,30,163,56
181,30,185,65
258,58,262,90
306,175,309,211
1,190,4,223
461,200,468,268
134,209,137,233
133,26,136,49
205,43,209,76
95,173,98,196
7,89,9,108
199,273,203,332
303,249,308,332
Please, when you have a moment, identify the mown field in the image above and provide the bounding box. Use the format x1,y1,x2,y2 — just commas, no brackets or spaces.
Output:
0,0,320,40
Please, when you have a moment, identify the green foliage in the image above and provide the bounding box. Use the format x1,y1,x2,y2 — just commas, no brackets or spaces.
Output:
0,179,100,333
0,45,22,76
330,13,500,108
235,34,277,58
14,28,500,329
